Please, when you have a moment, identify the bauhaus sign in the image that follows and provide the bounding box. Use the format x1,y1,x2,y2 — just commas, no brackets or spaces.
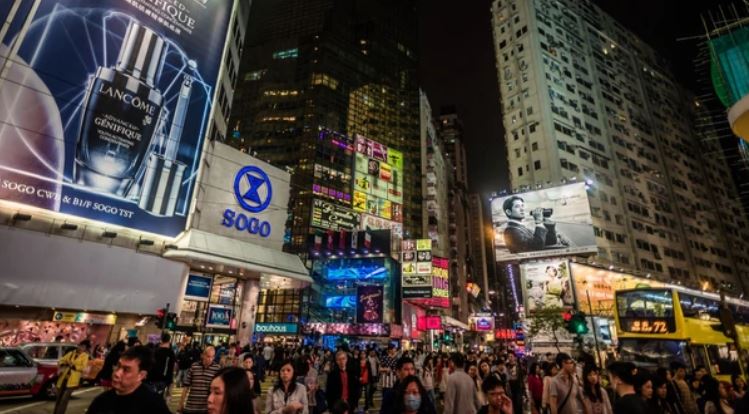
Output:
254,322,298,334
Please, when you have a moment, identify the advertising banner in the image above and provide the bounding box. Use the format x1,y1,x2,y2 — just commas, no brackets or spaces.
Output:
184,274,213,302
402,239,433,298
52,311,117,325
0,0,233,236
520,259,574,312
302,322,391,337
570,263,664,316
491,183,597,261
352,135,403,220
311,198,360,231
469,314,495,332
205,304,232,329
356,285,384,324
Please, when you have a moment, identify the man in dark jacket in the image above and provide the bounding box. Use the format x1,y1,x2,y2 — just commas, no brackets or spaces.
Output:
326,350,361,410
146,333,176,397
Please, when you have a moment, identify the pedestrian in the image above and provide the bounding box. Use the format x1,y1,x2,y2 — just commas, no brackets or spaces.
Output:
243,354,262,412
635,371,654,403
650,376,679,414
607,361,649,414
97,340,126,387
365,349,379,409
670,362,699,414
147,332,176,398
731,374,746,400
380,356,421,413
549,353,581,414
527,363,543,414
420,354,436,407
207,367,254,414
467,360,487,406
703,381,734,414
177,344,194,387
580,365,612,414
179,346,221,414
87,346,171,414
393,375,437,414
53,339,90,414
479,375,514,414
444,352,481,414
330,400,350,414
265,360,309,414
380,345,399,396
263,343,274,375
358,350,374,409
326,350,361,410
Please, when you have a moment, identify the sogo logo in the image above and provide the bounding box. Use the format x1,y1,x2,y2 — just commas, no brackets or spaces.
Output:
221,166,273,237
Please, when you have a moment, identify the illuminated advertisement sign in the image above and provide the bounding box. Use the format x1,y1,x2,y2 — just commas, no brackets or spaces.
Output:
360,213,403,236
402,239,433,298
0,0,233,236
469,314,495,332
491,183,597,261
301,322,391,337
324,258,390,281
325,295,356,308
205,305,232,329
184,274,213,302
520,259,574,312
570,263,664,316
254,322,298,335
311,198,360,231
352,135,403,221
356,285,384,324
417,315,443,330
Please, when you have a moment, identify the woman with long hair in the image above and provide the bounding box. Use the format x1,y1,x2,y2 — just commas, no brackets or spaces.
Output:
731,374,746,400
393,375,437,414
527,362,543,414
540,361,558,414
704,380,734,414
580,365,612,414
466,360,486,406
479,360,493,381
421,354,436,407
265,360,309,414
207,367,254,414
650,376,678,414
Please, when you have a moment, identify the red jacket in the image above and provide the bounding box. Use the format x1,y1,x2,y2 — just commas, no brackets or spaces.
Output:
528,374,543,401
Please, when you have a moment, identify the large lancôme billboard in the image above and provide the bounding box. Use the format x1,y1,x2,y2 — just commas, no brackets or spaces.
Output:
491,182,596,261
0,0,233,236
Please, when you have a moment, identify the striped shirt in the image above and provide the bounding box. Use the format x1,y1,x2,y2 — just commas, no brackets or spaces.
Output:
184,361,221,413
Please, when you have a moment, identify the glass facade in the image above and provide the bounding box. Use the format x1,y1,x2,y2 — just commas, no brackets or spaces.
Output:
256,289,304,323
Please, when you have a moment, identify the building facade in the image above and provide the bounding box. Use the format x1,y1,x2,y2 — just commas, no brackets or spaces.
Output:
229,0,421,252
438,108,471,320
491,0,749,295
467,193,490,306
420,91,450,258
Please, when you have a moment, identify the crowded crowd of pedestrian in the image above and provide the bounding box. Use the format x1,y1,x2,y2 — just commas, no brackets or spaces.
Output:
48,338,748,414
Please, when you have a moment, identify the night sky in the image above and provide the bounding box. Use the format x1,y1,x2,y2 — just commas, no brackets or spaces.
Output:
418,0,739,196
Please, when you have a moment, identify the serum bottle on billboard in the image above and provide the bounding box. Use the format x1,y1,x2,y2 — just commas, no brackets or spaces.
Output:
74,21,166,196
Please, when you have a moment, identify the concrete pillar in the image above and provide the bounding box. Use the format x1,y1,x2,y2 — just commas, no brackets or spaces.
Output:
236,278,260,347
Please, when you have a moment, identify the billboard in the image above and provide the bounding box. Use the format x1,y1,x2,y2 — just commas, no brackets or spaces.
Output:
356,285,384,324
570,263,664,316
402,239,433,298
491,183,596,261
184,274,213,302
520,260,575,312
0,0,233,236
352,135,403,221
205,304,232,329
311,198,360,231
469,314,495,332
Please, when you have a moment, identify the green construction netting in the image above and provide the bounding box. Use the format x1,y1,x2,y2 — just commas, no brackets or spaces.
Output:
709,25,749,108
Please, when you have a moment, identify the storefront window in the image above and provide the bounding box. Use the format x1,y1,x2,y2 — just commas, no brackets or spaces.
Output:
256,289,302,323
178,274,242,333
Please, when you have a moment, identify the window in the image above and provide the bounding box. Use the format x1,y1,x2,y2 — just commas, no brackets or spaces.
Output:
0,349,32,367
532,142,538,151
534,160,541,170
517,167,523,176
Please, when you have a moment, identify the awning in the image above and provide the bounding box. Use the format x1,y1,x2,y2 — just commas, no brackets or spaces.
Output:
163,229,312,286
442,316,470,330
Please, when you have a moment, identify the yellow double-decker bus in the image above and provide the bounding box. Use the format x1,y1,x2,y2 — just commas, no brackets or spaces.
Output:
613,286,749,380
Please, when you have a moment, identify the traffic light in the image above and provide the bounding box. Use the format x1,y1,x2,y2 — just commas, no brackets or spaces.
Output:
154,308,167,328
566,311,589,335
165,313,177,330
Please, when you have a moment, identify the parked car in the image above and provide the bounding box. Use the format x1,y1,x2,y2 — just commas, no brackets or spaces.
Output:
0,347,57,399
20,342,103,384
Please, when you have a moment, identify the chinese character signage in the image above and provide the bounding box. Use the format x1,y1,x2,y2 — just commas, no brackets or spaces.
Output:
402,239,433,298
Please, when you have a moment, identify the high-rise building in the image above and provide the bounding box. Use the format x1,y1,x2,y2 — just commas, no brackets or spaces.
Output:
491,0,749,294
438,107,471,320
467,193,490,305
420,91,450,257
229,0,421,252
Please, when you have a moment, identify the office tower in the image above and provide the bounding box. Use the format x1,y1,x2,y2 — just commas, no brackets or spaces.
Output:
438,107,471,319
229,0,421,252
491,0,749,294
467,193,490,306
420,91,450,258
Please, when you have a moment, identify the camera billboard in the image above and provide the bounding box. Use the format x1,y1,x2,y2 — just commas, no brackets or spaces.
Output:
491,182,596,261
